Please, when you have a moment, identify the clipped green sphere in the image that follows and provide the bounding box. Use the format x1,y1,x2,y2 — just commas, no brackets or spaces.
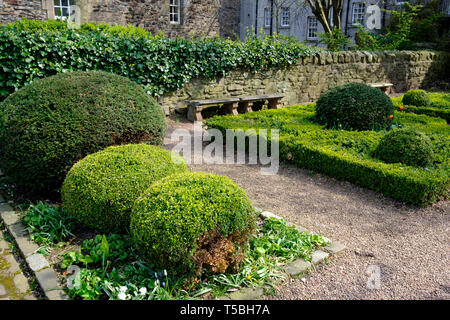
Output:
130,172,257,277
62,144,188,233
0,71,166,197
374,129,434,167
402,89,431,107
315,83,394,131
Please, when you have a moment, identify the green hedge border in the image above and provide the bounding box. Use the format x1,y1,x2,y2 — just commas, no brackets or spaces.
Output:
207,111,449,207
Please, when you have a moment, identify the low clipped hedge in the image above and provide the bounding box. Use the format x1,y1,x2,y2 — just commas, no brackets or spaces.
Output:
402,89,431,107
206,104,449,206
393,92,450,123
0,71,166,196
315,83,394,131
62,144,188,233
374,129,434,167
130,172,257,277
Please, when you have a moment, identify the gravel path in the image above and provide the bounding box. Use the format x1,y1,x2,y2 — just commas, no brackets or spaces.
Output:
165,119,450,300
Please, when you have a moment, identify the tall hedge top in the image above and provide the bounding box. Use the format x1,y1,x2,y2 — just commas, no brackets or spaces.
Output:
0,19,320,100
315,83,394,131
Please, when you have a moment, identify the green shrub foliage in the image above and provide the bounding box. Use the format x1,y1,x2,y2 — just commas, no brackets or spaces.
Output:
315,83,394,131
62,144,187,233
402,89,431,107
374,129,434,167
0,19,319,100
130,172,257,277
0,71,166,196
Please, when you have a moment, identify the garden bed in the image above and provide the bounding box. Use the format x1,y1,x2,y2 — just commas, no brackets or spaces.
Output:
392,92,450,123
205,104,449,206
0,197,342,300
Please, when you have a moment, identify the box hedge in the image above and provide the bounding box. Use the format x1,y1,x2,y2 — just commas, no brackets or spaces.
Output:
130,172,257,277
62,144,188,233
0,71,166,196
205,105,449,206
392,92,450,123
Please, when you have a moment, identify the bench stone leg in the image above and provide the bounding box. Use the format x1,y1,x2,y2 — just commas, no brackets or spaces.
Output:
238,101,253,113
187,106,203,122
224,102,239,116
268,98,282,109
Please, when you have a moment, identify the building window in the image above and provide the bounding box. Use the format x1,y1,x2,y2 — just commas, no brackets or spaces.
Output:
264,7,271,28
54,0,72,20
307,16,318,40
281,7,290,27
169,0,181,24
352,3,366,25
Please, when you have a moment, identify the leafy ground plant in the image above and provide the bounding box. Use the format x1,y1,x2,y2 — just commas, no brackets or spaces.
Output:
23,202,75,255
61,218,328,300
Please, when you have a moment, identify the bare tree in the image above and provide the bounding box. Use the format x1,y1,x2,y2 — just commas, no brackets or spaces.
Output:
305,0,343,34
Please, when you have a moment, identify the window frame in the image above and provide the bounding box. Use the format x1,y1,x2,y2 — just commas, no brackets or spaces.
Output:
54,0,72,20
307,16,319,40
264,7,272,28
169,0,181,25
351,2,366,25
281,7,290,27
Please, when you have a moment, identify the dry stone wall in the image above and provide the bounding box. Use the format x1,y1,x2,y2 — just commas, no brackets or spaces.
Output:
159,50,450,115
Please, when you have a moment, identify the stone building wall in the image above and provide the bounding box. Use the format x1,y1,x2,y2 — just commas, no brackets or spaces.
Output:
159,50,450,115
0,0,47,24
0,0,241,39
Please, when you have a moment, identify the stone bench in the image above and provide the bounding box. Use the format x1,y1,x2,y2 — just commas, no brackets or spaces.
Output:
238,94,285,113
369,82,394,94
185,94,285,122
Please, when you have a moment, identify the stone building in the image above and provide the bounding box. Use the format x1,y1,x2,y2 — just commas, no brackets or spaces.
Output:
0,0,241,39
239,0,449,44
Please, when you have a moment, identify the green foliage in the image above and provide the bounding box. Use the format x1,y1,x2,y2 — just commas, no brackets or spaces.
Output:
61,144,187,234
205,104,449,206
315,83,394,131
23,202,75,253
403,89,431,107
393,92,450,123
0,19,319,100
130,172,257,277
319,29,351,51
374,129,435,167
61,218,328,300
0,71,166,197
354,3,424,50
197,218,329,296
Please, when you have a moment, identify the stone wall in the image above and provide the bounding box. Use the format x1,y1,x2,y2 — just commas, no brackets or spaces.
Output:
159,50,450,115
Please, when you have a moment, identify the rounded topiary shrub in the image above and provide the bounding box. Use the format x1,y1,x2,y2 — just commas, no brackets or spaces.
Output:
373,129,434,167
0,71,166,196
315,83,394,131
130,172,257,277
402,89,431,107
61,144,187,233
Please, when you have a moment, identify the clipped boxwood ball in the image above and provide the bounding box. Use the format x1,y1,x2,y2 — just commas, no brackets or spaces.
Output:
315,83,394,131
61,144,187,233
402,89,431,107
374,129,434,167
130,172,257,277
0,71,166,196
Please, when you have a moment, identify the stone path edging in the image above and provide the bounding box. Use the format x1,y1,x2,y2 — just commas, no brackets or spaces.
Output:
0,195,69,300
216,207,346,300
